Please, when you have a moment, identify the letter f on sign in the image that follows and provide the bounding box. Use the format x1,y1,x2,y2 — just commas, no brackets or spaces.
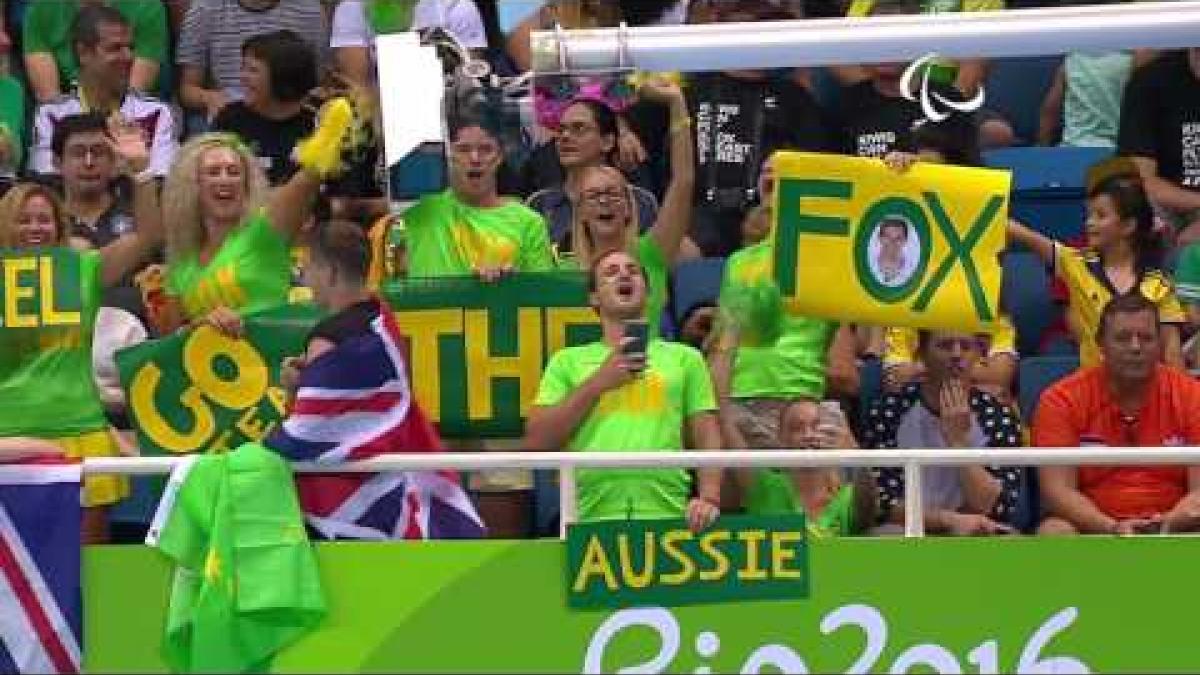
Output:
774,179,852,297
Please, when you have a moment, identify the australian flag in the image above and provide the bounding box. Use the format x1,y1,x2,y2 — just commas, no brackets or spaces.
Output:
266,300,485,540
0,463,82,674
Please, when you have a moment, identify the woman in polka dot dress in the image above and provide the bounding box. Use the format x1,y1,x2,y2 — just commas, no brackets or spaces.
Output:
860,329,1029,535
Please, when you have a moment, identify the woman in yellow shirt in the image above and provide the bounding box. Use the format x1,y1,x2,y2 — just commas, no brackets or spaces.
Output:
1007,174,1184,368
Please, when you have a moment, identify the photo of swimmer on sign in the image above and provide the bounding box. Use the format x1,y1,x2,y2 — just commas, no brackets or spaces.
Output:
770,151,1010,331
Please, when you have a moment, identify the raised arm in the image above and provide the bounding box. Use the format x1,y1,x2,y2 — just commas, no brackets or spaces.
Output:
98,118,162,287
265,167,322,243
266,97,358,242
1006,218,1056,264
641,79,695,266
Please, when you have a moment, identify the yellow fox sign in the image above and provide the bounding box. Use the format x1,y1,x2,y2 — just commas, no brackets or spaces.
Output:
771,152,1010,331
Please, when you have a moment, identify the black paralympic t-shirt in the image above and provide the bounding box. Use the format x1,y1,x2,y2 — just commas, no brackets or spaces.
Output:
1118,50,1200,191
837,80,931,158
212,102,316,185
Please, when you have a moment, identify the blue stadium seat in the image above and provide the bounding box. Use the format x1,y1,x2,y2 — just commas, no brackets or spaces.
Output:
1017,355,1080,422
983,55,1062,145
985,146,1113,242
670,257,727,328
1000,250,1061,357
1013,355,1079,532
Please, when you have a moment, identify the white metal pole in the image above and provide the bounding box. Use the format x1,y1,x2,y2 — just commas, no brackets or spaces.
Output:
81,446,1200,475
903,462,925,538
559,466,576,540
531,1,1200,74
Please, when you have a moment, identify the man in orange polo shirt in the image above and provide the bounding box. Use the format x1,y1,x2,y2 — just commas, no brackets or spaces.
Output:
1034,293,1200,535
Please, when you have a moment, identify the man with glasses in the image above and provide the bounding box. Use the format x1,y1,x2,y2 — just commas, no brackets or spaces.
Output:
1035,293,1200,535
52,112,155,322
863,328,1026,535
400,116,555,280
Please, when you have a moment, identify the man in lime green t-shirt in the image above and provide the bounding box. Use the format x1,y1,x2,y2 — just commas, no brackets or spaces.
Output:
525,249,723,530
401,119,555,279
23,0,168,101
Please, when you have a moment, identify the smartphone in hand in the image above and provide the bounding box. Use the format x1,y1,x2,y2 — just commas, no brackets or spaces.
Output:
622,319,649,374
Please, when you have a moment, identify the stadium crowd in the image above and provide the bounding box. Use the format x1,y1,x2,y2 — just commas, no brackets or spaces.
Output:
1,0,1199,544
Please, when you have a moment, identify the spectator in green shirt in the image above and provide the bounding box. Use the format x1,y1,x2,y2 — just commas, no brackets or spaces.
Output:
525,248,724,531
400,115,556,279
742,400,878,537
23,0,168,102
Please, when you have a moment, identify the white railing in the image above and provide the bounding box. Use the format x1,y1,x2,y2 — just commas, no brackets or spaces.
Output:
81,446,1200,539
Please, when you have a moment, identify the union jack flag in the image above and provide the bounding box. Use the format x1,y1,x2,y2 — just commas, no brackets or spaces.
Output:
266,301,485,540
0,464,82,674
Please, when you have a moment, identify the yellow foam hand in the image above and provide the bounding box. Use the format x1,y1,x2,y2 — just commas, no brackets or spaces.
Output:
295,97,355,178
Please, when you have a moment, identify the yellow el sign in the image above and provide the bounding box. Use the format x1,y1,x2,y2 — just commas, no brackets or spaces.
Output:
770,151,1010,332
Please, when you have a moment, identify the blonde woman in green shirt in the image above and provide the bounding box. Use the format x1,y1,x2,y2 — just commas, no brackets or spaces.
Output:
155,97,358,335
0,121,161,542
567,78,695,337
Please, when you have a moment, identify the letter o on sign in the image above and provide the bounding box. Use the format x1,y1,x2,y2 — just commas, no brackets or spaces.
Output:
183,325,268,410
852,197,933,304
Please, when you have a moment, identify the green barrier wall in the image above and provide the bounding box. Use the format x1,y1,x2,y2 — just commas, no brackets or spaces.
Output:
85,538,1197,673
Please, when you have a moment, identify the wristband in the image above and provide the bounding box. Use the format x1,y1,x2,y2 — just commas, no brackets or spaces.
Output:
670,116,693,136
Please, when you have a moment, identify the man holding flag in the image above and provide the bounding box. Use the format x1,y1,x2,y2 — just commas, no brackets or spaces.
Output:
267,220,485,540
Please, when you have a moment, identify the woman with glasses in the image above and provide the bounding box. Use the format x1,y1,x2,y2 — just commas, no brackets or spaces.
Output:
567,77,695,337
399,115,556,280
527,98,660,256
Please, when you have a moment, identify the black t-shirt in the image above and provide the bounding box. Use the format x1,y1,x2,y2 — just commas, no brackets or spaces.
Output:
212,102,316,185
687,71,833,207
307,299,380,348
1118,50,1200,191
837,81,931,158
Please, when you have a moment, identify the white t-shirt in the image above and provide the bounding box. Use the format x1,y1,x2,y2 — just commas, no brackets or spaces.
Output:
331,0,488,53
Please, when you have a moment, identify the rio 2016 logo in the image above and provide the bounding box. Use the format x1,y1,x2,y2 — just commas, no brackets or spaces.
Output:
899,53,987,122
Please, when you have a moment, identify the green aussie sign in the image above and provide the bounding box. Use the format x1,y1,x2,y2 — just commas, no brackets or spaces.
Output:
116,273,600,455
87,537,1200,672
567,516,808,609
